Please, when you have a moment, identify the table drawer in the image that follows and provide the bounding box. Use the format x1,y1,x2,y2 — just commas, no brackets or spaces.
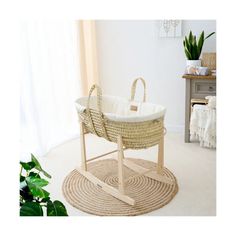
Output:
191,81,216,97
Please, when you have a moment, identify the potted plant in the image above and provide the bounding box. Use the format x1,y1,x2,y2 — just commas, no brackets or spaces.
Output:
183,30,215,67
20,154,68,216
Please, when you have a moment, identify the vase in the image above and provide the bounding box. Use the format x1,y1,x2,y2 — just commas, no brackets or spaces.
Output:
185,59,202,75
186,59,201,67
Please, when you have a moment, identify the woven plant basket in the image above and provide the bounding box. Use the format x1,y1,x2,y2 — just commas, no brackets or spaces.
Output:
77,78,165,149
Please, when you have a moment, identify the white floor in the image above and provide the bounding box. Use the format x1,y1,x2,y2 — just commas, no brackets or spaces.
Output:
41,132,216,216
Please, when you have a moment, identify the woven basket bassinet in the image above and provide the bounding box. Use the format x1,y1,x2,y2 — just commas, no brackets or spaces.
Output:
76,78,166,149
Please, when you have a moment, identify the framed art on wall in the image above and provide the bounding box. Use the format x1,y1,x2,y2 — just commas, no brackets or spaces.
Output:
159,20,182,37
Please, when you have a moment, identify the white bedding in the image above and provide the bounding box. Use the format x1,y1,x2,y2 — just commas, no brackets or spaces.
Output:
75,95,166,122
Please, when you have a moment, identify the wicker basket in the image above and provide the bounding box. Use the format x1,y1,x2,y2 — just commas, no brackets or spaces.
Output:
78,78,165,149
202,53,216,70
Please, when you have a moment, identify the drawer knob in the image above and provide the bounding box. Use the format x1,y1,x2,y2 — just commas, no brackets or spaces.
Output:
209,86,214,91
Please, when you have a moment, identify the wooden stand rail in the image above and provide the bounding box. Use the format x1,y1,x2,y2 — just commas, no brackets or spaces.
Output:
77,122,173,206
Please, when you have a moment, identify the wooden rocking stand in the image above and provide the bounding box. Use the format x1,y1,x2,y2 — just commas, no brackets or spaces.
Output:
77,122,174,206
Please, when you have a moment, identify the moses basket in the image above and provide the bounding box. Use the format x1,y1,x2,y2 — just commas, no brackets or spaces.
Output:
76,78,166,149
75,78,173,206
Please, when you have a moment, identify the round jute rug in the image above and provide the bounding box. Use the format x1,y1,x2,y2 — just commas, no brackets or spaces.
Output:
62,158,178,216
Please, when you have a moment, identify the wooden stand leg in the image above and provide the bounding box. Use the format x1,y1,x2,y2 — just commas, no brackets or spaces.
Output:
123,158,173,185
77,126,135,205
157,137,164,175
117,135,125,194
76,167,135,205
80,122,87,171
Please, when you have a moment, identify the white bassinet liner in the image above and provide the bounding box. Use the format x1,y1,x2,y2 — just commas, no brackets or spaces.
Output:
75,95,166,122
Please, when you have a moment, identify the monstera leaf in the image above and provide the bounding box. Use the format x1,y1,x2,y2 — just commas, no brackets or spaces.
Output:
47,200,68,216
20,202,43,216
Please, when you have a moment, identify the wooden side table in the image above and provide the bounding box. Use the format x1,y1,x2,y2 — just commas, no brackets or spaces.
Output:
182,75,216,142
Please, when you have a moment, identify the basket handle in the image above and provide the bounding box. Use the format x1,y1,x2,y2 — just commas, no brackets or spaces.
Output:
86,84,103,115
130,77,146,102
86,84,109,140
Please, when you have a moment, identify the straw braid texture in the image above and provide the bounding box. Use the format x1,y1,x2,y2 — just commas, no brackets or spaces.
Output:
78,78,164,149
80,110,164,149
86,84,109,140
130,77,146,102
62,158,178,216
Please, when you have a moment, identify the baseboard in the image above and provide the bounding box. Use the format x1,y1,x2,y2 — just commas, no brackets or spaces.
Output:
165,124,184,134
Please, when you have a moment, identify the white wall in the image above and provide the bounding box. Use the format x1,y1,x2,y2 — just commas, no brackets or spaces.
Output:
96,20,216,132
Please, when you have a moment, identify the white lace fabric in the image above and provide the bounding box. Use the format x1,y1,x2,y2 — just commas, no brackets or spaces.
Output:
190,96,216,148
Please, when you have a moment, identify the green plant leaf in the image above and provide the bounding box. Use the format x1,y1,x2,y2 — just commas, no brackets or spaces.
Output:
184,47,192,60
197,31,204,58
26,176,48,187
205,32,215,40
185,36,189,49
20,161,36,171
26,176,49,198
41,196,51,203
191,36,196,59
20,175,25,182
31,154,51,178
20,186,34,202
188,32,192,43
47,200,68,216
19,154,68,217
31,154,41,168
29,172,41,178
20,202,43,216
20,180,27,189
41,170,51,179
184,30,213,60
189,31,193,43
185,36,192,57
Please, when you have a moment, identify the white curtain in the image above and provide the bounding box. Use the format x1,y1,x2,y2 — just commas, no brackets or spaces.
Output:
20,21,82,160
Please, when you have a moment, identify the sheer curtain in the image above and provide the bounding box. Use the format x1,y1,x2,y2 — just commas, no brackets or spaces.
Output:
79,20,100,95
20,21,82,160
